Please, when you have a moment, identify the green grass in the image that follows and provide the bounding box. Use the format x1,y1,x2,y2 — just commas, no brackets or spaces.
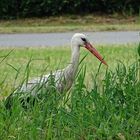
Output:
0,44,140,139
0,15,140,33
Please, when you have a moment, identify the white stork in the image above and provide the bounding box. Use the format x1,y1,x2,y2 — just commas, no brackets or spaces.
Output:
18,33,107,95
5,33,108,109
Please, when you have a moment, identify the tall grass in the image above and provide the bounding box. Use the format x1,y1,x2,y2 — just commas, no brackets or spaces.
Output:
0,45,139,139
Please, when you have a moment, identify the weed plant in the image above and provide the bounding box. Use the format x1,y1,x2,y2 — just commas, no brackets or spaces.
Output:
0,46,139,139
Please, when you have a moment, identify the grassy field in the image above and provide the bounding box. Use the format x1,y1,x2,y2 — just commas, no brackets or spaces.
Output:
0,44,140,139
0,15,140,33
0,44,138,95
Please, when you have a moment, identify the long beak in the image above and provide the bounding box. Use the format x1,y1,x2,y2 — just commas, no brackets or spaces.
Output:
85,42,108,66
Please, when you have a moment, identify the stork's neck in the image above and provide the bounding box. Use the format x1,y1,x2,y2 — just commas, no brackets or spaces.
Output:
70,45,80,67
65,43,80,80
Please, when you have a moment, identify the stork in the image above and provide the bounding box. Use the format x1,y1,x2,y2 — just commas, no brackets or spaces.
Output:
19,33,107,94
5,33,107,109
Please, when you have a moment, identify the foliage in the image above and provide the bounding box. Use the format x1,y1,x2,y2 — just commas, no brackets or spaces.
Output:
0,44,139,139
0,0,140,19
138,43,140,57
0,60,139,139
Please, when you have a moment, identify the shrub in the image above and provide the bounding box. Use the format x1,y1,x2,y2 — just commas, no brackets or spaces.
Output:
0,0,139,19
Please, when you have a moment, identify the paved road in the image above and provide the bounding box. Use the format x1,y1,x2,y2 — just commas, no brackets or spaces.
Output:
0,31,139,47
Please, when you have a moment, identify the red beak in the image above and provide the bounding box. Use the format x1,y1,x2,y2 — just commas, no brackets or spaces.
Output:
85,42,108,66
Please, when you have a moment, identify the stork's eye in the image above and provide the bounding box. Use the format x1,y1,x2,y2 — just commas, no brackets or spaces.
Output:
81,37,87,42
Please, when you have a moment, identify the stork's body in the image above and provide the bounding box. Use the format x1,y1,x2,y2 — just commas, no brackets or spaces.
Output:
18,33,107,94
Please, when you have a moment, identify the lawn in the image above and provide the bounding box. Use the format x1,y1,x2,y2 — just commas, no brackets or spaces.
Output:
0,44,139,139
0,15,140,33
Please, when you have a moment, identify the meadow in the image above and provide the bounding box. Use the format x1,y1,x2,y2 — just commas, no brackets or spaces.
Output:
0,15,140,33
0,44,139,139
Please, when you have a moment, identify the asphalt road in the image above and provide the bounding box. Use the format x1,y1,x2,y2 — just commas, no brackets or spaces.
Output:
0,31,139,47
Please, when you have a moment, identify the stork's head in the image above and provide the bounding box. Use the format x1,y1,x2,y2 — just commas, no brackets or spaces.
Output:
71,33,108,66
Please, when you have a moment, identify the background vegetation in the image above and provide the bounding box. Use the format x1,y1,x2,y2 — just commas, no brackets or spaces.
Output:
1,15,140,33
0,0,140,19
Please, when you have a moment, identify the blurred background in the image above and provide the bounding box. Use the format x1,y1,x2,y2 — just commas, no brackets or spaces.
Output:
0,0,140,19
0,0,140,46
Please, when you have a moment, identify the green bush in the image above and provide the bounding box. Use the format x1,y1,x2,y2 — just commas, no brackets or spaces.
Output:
0,0,140,19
